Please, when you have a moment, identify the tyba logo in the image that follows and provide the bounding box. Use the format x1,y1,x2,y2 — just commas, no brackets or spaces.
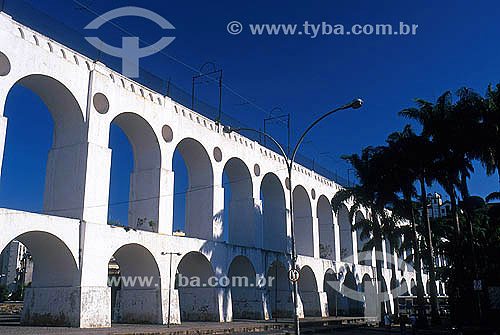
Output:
84,7,175,77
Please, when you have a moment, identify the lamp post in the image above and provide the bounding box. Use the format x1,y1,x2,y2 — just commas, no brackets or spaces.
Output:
161,251,182,328
224,98,363,335
263,107,290,155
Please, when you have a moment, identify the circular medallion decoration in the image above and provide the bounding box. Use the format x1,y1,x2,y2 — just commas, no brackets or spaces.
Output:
213,147,223,162
93,93,109,114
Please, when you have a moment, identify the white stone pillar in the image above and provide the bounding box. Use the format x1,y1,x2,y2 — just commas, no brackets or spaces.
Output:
228,197,256,247
312,217,320,258
318,291,329,317
254,198,264,249
158,169,174,234
262,289,272,320
352,230,359,265
212,185,225,241
163,289,181,325
43,142,111,224
382,239,388,269
333,222,341,262
297,293,305,318
128,167,173,233
217,286,230,322
185,186,215,240
80,286,111,328
0,116,7,176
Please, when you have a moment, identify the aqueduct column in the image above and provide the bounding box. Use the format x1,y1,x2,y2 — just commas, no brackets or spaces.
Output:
311,217,320,258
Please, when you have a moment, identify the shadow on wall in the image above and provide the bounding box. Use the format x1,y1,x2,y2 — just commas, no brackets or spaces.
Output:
109,243,162,324
324,269,340,317
213,202,289,254
267,258,294,319
339,268,364,316
298,265,322,317
175,251,219,322
199,207,293,322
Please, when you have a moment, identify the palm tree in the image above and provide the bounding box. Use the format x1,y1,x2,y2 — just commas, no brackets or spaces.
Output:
331,146,399,324
384,125,430,326
400,97,447,326
482,83,500,192
401,89,488,325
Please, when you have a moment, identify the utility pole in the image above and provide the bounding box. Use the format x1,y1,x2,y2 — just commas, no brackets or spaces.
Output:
191,62,222,123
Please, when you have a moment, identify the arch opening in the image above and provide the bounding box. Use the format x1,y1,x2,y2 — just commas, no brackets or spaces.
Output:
362,274,377,317
338,205,353,262
400,279,410,297
108,243,162,324
341,271,362,316
298,266,321,317
176,252,219,321
0,231,79,326
323,269,340,317
173,139,214,240
355,212,371,266
108,113,161,232
410,278,417,296
267,261,293,319
223,158,254,247
318,195,335,260
0,75,85,218
293,185,313,257
261,173,287,252
228,256,262,319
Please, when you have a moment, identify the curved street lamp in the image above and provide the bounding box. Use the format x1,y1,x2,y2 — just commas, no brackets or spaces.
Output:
223,98,363,335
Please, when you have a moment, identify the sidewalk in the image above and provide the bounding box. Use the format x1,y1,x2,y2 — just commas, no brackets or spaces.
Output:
0,320,291,335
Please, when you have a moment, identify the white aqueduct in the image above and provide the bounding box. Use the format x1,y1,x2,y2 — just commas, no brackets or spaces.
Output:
0,13,442,327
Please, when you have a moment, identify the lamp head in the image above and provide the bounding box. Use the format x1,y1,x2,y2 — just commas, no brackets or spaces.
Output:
349,98,363,109
222,125,233,134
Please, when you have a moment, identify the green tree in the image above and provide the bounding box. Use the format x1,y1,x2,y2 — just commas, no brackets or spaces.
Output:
331,146,400,323
384,125,429,326
400,97,446,325
482,83,500,190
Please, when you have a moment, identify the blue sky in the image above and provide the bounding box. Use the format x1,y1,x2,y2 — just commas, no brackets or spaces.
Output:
1,0,500,228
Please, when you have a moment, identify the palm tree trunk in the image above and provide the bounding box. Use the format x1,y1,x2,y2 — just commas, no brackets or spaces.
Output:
389,241,399,317
447,189,463,325
374,233,386,325
449,189,461,237
405,192,427,327
459,171,470,199
419,176,441,325
371,210,387,326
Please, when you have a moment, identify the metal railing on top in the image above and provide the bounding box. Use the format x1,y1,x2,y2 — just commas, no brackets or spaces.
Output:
2,0,354,187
